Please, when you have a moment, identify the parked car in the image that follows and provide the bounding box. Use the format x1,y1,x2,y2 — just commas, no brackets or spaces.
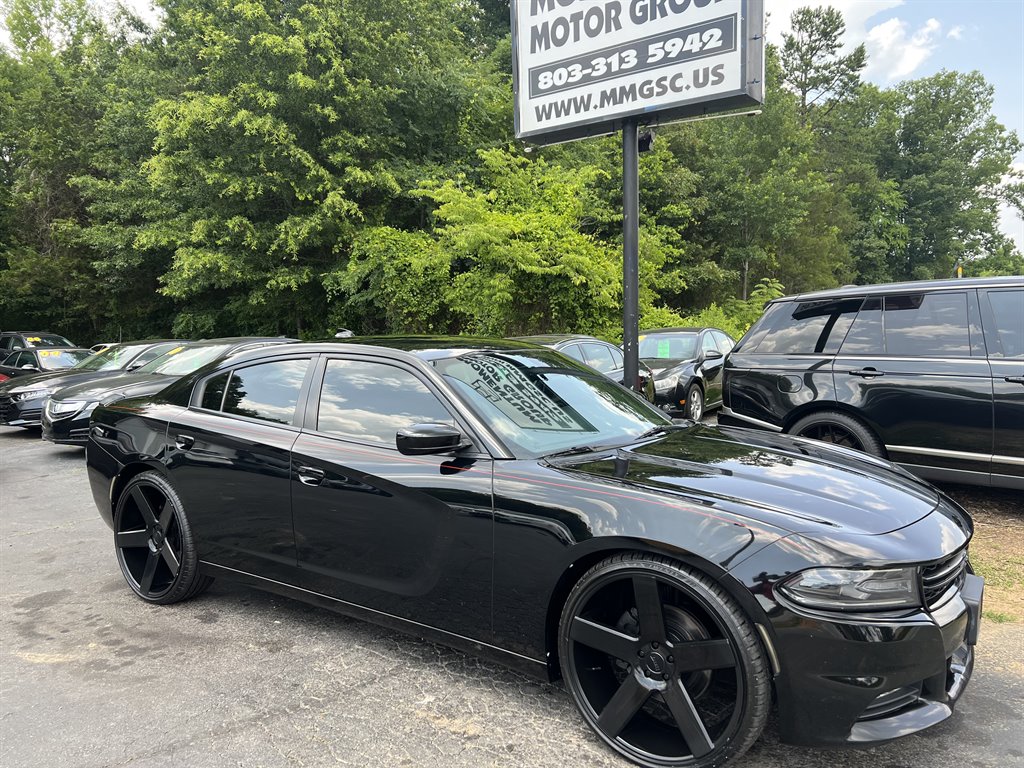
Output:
42,337,294,444
719,276,1024,489
512,334,656,401
638,327,736,420
0,330,75,351
0,347,92,385
87,337,981,768
0,340,184,428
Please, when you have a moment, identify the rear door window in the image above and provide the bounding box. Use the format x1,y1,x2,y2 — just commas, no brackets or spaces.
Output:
840,297,883,355
222,359,311,425
883,292,970,356
581,343,617,373
985,289,1024,358
559,344,586,364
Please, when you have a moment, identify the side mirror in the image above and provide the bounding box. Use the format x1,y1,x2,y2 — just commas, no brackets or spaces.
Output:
396,423,468,456
20,364,39,371
704,349,723,360
126,361,145,371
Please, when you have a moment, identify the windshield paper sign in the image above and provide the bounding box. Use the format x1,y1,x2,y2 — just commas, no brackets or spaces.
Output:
512,0,763,144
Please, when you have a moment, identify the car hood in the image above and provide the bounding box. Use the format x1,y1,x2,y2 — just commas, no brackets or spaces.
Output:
0,369,124,394
49,372,180,403
556,424,941,536
641,358,695,379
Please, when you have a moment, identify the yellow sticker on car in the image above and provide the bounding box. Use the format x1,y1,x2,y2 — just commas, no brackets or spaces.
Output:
27,337,41,342
39,350,54,356
166,346,184,355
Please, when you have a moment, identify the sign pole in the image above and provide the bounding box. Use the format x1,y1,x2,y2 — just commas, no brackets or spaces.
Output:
622,119,640,392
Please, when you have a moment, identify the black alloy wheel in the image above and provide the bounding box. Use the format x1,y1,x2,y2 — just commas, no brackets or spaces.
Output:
559,554,769,768
788,410,885,457
114,471,212,604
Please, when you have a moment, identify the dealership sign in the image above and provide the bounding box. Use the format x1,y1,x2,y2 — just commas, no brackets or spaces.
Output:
512,0,765,144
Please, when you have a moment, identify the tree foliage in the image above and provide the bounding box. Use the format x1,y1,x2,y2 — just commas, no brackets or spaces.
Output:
1,1,1020,344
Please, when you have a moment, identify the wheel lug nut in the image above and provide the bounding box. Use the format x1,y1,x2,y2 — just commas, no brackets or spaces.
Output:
667,656,674,663
662,673,670,681
651,641,659,649
638,649,646,657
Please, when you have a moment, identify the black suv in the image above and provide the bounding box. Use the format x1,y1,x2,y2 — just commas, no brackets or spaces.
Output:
719,277,1023,489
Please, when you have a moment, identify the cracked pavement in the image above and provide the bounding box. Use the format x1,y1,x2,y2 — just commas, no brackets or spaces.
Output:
1,429,1022,768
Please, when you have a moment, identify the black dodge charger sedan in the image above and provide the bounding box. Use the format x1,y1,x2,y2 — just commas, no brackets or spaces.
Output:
43,337,292,444
85,338,982,768
0,340,183,428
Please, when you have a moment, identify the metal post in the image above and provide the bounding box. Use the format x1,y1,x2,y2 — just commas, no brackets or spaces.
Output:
622,120,640,392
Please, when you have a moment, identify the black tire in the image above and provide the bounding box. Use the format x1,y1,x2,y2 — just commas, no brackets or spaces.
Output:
113,470,213,604
788,410,884,457
685,384,704,422
558,553,770,768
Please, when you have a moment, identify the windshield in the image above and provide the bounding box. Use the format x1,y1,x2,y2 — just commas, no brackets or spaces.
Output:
38,349,91,370
73,343,149,372
138,344,233,376
433,350,670,458
23,334,73,347
639,333,698,361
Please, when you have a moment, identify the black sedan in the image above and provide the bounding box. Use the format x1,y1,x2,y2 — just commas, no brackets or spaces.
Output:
512,334,656,402
0,347,92,384
86,338,981,768
640,327,735,420
43,337,293,444
0,340,183,428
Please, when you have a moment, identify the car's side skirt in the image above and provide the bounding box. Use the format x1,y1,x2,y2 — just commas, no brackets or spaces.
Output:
199,561,551,681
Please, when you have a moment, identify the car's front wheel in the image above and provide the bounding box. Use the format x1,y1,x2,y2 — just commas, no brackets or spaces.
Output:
788,410,884,457
685,384,703,421
558,553,770,768
113,471,212,604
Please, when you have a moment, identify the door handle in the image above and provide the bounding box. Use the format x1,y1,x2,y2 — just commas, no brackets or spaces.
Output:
296,466,326,486
174,434,195,450
848,368,884,378
1006,376,1024,385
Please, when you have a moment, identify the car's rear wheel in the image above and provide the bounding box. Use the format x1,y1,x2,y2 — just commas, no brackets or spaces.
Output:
113,471,212,604
788,410,884,457
558,553,769,768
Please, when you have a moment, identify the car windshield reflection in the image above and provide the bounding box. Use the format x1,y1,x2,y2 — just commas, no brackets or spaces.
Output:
433,351,670,458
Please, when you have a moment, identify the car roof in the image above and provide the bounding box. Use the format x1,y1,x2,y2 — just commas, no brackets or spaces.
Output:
510,334,600,344
641,327,708,334
18,347,91,354
774,276,1024,303
222,336,555,364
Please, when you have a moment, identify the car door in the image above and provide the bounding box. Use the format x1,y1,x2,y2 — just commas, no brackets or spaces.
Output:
166,355,314,580
981,287,1024,488
289,355,495,641
833,290,993,481
698,331,726,407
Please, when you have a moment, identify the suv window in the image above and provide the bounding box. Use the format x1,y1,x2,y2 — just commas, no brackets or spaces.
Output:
582,342,617,373
201,372,229,410
317,359,454,446
222,359,310,425
884,292,970,357
986,289,1024,358
752,298,862,355
0,336,15,351
840,297,883,355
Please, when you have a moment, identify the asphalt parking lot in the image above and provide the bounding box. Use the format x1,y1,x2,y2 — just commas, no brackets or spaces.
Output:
2,428,1022,768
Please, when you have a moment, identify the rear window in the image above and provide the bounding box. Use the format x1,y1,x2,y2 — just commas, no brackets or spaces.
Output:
986,289,1024,358
639,333,698,360
883,292,970,357
742,298,862,355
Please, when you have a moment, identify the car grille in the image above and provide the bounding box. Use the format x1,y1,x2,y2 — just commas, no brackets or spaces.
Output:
922,549,968,609
17,407,42,422
857,683,923,721
0,394,13,422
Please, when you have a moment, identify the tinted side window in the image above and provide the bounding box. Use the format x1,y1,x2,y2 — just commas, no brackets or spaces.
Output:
713,331,734,353
701,334,719,354
223,359,309,425
840,297,883,354
582,343,617,373
609,346,624,368
201,372,229,410
317,359,454,445
884,292,969,357
0,336,13,350
986,289,1024,358
753,298,862,354
559,344,586,363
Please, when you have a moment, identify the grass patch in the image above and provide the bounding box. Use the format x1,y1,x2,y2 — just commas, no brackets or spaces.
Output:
982,610,1015,624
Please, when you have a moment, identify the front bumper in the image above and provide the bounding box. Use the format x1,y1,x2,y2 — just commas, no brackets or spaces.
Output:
0,394,45,427
41,408,90,444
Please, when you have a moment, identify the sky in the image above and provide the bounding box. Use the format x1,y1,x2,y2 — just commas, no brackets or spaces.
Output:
766,0,1024,251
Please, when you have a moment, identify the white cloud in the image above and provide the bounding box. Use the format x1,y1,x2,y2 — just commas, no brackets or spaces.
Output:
766,1,906,46
947,25,965,40
864,17,943,82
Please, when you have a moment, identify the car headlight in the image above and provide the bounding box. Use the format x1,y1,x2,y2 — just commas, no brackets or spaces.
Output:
48,399,88,417
13,389,51,401
655,374,680,393
778,567,921,612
